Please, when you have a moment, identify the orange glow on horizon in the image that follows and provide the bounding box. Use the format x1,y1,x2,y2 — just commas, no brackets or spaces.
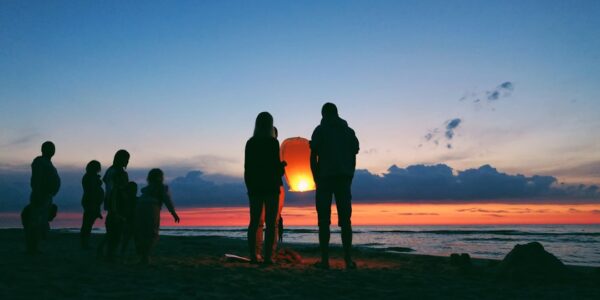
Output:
281,137,316,192
2,203,598,228
156,203,600,227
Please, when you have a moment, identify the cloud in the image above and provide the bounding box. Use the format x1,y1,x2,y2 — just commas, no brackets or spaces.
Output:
423,118,462,149
487,81,515,101
568,208,600,214
0,163,598,212
168,170,246,206
351,164,599,202
361,148,378,155
460,81,515,105
0,133,39,148
545,161,600,179
457,208,510,213
486,214,505,218
456,207,562,215
445,118,461,139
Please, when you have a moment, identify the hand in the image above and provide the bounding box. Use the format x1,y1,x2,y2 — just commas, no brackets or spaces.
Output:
172,213,180,223
281,161,287,167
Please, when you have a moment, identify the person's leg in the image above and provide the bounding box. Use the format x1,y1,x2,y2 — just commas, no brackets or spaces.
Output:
27,203,46,254
105,215,123,261
334,176,355,269
97,216,109,258
263,193,279,264
315,177,333,267
120,221,132,254
21,205,37,254
274,186,285,248
80,210,95,249
255,204,265,260
247,195,263,262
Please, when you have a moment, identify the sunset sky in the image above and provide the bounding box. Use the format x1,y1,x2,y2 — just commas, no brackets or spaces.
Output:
1,1,599,224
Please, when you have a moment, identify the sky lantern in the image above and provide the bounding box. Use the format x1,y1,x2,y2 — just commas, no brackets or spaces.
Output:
281,137,316,192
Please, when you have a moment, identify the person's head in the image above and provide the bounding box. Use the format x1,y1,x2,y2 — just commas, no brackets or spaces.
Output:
41,141,55,158
113,149,130,169
127,181,138,197
85,160,101,174
321,102,339,119
147,168,164,186
272,126,278,139
253,112,274,137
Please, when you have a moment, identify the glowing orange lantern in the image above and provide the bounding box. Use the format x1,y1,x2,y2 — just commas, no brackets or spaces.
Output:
281,137,316,192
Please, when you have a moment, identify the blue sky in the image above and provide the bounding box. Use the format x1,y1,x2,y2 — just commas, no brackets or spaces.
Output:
1,0,599,184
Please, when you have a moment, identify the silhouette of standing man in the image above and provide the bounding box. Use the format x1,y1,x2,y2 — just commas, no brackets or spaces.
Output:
23,141,61,254
310,103,359,269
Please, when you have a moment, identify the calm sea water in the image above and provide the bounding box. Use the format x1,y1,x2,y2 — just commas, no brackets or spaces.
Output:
155,225,600,267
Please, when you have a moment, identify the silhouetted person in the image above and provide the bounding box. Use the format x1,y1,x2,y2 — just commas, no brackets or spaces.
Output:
310,103,359,269
244,112,285,265
256,126,286,256
98,149,130,261
134,169,179,264
120,181,138,254
80,160,105,250
22,141,61,254
102,150,130,210
104,170,129,261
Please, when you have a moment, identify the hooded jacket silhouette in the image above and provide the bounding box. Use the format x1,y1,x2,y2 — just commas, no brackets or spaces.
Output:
310,116,359,178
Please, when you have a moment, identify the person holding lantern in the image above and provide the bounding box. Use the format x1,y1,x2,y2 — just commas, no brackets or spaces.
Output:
244,112,285,265
255,126,286,259
310,102,360,270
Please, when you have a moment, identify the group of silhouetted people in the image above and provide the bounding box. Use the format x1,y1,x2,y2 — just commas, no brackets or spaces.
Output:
244,103,359,269
93,150,180,263
22,146,180,264
22,102,359,269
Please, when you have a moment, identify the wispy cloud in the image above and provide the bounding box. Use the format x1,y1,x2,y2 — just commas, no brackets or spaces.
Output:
421,118,463,149
460,81,515,106
486,81,514,101
0,133,39,148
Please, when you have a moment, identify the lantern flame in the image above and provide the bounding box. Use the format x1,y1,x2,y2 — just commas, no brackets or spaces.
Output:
281,137,316,192
296,178,311,192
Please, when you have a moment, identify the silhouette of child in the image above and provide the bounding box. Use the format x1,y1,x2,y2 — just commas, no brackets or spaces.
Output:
134,169,179,264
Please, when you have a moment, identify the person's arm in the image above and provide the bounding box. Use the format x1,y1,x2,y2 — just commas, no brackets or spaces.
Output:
110,173,126,218
162,186,180,223
351,128,360,155
51,165,61,196
273,139,285,178
243,140,254,192
310,128,320,185
97,177,105,207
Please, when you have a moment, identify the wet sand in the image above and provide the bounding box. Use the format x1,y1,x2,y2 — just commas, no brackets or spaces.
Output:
0,229,598,299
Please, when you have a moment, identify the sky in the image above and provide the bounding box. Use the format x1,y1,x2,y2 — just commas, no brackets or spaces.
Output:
1,1,599,223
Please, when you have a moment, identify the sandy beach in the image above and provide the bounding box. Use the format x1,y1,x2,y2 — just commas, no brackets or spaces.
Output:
0,229,598,299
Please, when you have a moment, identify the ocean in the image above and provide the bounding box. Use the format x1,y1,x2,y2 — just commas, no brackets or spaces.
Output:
151,225,600,267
